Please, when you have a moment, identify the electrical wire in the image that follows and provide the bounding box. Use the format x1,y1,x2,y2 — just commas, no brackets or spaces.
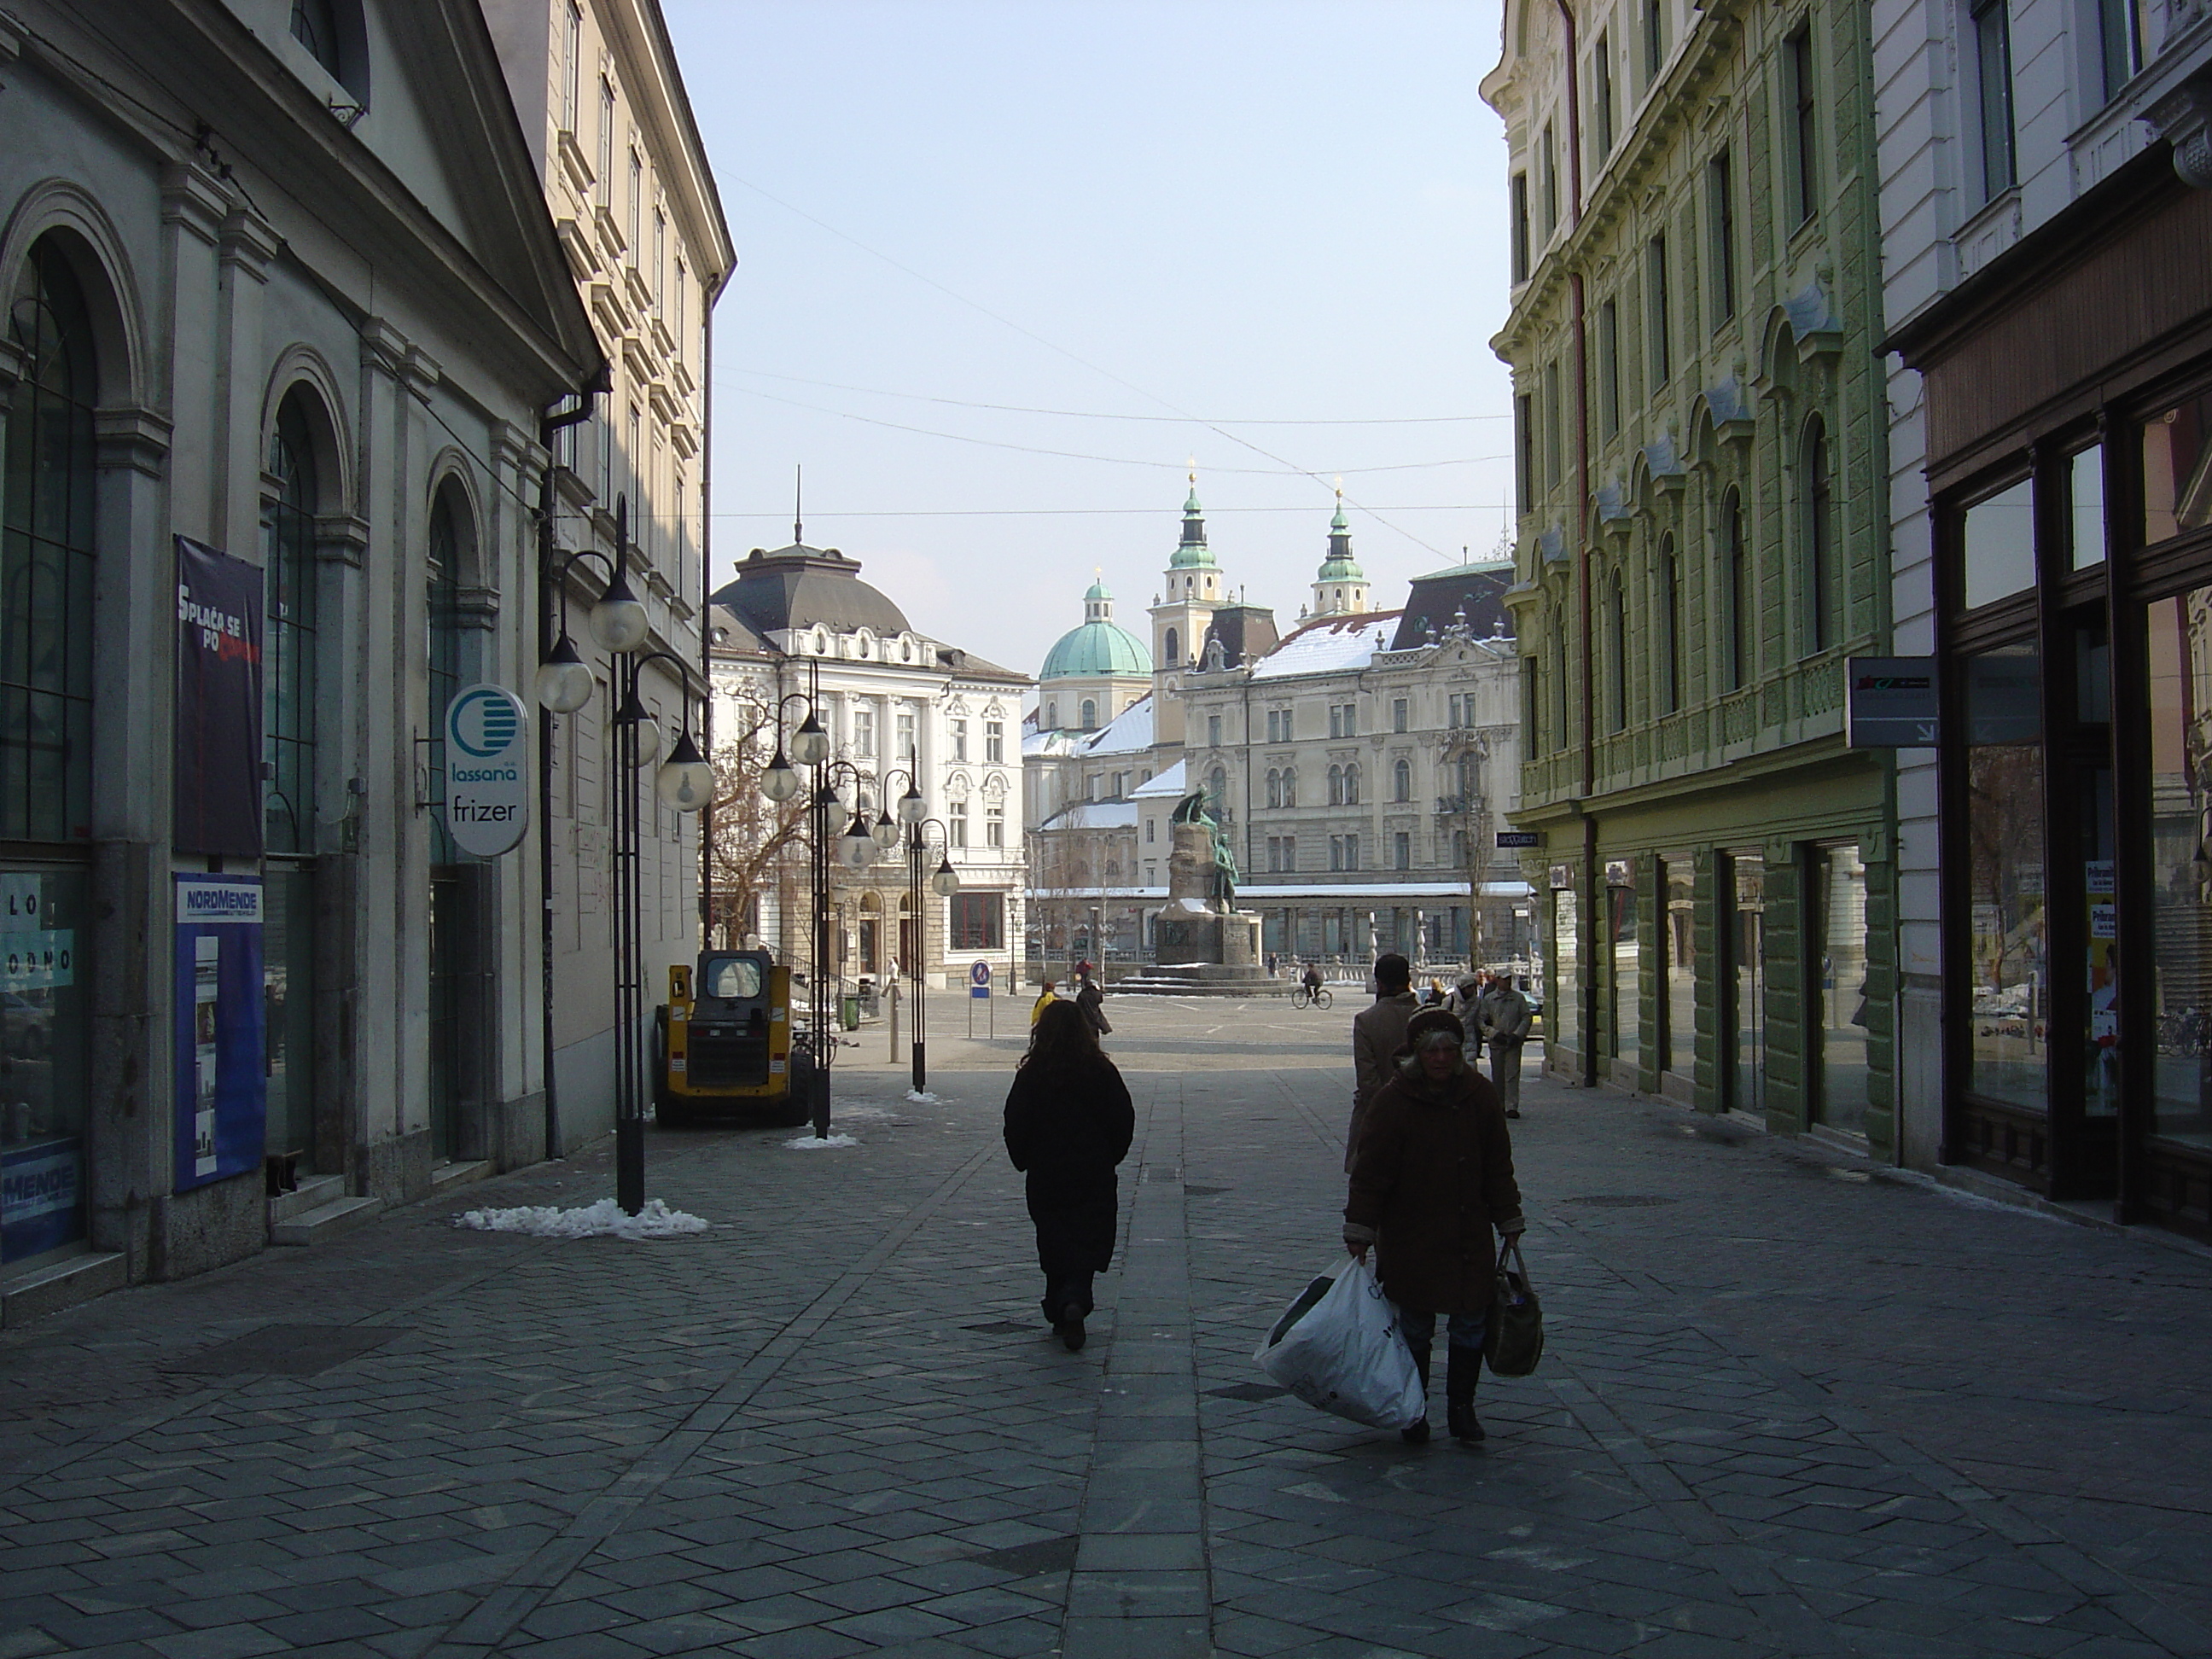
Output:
719,367,1506,426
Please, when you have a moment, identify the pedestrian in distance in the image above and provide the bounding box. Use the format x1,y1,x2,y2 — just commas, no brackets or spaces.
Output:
1474,974,1534,1119
1073,963,1112,1037
1347,952,1421,1172
1344,1006,1525,1446
1031,981,1058,1027
1445,973,1485,1066
1002,998,1135,1353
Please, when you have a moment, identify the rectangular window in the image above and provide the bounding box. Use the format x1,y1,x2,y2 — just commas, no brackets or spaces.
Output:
986,719,1004,762
987,803,1004,847
1542,121,1559,238
1787,26,1818,226
1392,697,1408,733
951,718,968,761
1208,713,1222,747
1146,818,1155,844
674,262,686,359
1598,297,1621,439
1645,236,1670,387
1329,836,1342,873
1964,645,2045,1110
896,709,916,761
2099,0,2144,102
562,1,582,131
1593,32,1615,159
1962,478,2035,611
1974,0,2016,201
950,800,969,847
1394,831,1412,871
950,891,1002,952
1522,658,1540,748
1708,150,1736,326
853,708,874,758
653,207,667,311
1642,0,1665,87
1449,693,1463,727
1345,834,1359,872
2141,391,2212,545
628,145,643,257
1282,835,1295,870
2069,445,2106,569
597,78,614,205
1544,361,1563,490
1342,703,1357,736
1516,393,1536,510
1510,172,1530,282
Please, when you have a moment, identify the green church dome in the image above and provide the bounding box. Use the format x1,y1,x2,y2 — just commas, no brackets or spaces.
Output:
1041,578,1153,680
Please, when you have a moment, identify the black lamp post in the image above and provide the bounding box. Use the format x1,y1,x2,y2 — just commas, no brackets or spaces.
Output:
535,495,711,1214
877,759,957,1094
758,666,853,1137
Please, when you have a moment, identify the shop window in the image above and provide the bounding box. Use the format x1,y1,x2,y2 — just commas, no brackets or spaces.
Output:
0,870,89,1265
1965,645,2046,1111
2070,445,2107,569
1609,873,1638,1065
2142,392,2212,546
1551,880,1580,1063
1962,478,2034,611
1812,844,1870,1135
1729,854,1766,1115
950,892,1002,952
1662,858,1695,1078
2145,590,2212,1150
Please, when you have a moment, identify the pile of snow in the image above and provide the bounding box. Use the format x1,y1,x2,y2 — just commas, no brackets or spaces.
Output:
905,1090,941,1105
785,1132,860,1150
451,1197,710,1240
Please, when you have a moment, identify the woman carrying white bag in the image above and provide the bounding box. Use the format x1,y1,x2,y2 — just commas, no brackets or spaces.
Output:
1342,1006,1525,1445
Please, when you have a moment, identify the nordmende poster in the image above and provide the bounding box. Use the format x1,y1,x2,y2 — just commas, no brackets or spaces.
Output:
174,536,264,858
172,876,265,1192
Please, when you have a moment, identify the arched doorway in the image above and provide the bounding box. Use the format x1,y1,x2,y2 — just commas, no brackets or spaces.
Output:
425,483,480,1162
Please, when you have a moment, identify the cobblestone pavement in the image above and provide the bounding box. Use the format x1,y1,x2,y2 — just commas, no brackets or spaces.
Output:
4,994,2210,1658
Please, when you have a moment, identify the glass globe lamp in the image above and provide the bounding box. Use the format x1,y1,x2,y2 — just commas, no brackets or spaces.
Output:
930,856,960,897
898,780,924,824
656,731,713,811
870,807,899,849
534,634,595,713
790,712,830,765
838,813,876,870
588,569,649,653
760,751,800,801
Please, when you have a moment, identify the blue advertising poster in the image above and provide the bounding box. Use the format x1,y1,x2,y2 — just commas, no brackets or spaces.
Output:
2,1138,83,1260
173,876,265,1191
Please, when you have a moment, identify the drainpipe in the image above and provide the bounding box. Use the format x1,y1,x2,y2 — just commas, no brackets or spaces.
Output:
538,366,608,1162
1553,0,1598,1085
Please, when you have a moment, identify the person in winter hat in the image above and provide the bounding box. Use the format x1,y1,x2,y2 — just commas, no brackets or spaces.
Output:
1003,998,1135,1352
1344,1006,1525,1445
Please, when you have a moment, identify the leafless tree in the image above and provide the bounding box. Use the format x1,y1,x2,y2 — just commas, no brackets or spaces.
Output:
707,696,809,950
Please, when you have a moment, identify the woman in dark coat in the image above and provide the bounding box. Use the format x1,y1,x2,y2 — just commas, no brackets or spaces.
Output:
1004,998,1135,1351
1344,1007,1525,1444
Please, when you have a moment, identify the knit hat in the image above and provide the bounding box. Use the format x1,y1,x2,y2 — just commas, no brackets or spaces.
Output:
1405,1008,1465,1049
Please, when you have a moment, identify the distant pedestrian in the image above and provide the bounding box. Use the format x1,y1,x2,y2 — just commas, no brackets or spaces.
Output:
1074,966,1113,1037
1474,975,1534,1119
1344,1007,1525,1445
1446,974,1486,1065
1031,981,1058,1027
1003,999,1135,1352
1347,952,1420,1171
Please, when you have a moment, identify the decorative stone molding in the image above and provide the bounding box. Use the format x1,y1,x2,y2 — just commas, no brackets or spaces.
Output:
1701,375,1755,448
1642,433,1687,497
218,207,282,282
401,344,442,401
1784,277,1843,364
455,584,500,631
159,161,230,247
314,512,370,566
94,405,171,478
0,11,23,66
2147,63,2212,190
359,317,410,380
1595,480,1633,535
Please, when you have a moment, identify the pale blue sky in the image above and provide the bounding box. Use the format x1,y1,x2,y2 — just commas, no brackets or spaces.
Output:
664,0,1513,676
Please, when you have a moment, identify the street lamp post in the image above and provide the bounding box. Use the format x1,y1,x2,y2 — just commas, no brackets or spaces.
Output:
534,494,711,1215
866,759,957,1096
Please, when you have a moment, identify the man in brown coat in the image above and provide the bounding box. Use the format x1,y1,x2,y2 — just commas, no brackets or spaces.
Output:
1347,952,1420,1170
1344,1007,1525,1445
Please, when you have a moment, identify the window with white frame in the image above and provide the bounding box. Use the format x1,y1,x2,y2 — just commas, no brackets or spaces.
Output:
950,799,968,847
951,718,968,760
986,802,1004,847
986,719,1004,762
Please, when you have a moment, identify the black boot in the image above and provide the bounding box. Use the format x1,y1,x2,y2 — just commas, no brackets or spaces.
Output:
1446,1343,1485,1443
1401,1342,1432,1444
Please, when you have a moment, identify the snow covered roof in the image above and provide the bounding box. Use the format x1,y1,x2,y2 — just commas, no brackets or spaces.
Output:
1130,760,1188,800
1039,800,1138,831
1249,613,1403,681
1074,694,1155,757
1233,880,1533,901
1023,726,1074,759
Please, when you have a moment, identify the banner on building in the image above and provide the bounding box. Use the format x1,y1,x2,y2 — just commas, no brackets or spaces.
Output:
172,876,265,1192
174,536,265,857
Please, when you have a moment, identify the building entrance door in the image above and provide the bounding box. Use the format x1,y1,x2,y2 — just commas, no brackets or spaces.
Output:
263,864,318,1169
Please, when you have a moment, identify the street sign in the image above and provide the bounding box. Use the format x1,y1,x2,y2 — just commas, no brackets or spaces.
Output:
1496,830,1541,849
444,684,530,856
970,959,991,998
1845,656,1938,748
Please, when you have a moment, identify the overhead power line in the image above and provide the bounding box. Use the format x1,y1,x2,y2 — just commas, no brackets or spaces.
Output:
719,367,1507,427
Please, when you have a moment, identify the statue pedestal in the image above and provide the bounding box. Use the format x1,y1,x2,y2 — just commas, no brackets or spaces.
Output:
1154,899,1260,967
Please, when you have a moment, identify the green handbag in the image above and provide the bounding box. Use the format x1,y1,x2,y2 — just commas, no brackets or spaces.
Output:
1483,1238,1544,1377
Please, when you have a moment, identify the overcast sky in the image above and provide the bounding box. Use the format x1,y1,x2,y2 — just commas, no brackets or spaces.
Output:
664,0,1513,678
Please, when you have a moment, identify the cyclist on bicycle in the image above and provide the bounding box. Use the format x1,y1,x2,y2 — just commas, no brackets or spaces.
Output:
1301,962,1324,998
1347,952,1420,1172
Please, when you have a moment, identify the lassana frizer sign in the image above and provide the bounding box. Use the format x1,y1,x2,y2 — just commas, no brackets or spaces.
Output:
444,684,529,858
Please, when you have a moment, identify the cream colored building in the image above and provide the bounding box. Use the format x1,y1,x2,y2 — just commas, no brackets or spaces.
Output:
486,0,735,1138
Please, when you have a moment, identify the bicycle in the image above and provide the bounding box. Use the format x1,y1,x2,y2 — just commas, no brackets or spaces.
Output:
1290,984,1334,1010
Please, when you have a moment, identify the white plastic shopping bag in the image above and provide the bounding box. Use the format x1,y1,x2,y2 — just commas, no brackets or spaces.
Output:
1253,1254,1426,1429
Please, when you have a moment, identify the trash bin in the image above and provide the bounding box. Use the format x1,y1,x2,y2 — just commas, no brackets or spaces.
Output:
840,994,860,1031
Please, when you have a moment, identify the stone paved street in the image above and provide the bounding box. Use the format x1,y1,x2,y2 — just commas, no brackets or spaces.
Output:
3,995,2210,1658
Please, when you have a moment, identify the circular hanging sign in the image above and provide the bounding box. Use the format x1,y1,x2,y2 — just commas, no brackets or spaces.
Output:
444,684,529,857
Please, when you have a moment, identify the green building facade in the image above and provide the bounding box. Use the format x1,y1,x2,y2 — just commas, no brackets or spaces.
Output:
1481,0,1895,1151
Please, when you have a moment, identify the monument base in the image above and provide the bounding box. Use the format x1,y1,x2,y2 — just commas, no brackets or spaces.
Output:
1115,961,1288,997
1154,905,1260,968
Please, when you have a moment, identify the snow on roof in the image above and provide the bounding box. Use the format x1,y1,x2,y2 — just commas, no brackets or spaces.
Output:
1039,800,1138,831
1249,613,1403,681
1130,760,1188,799
1023,727,1074,759
1074,694,1155,756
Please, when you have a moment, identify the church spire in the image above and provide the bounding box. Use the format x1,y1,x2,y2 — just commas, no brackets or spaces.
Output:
1169,463,1215,569
1311,480,1371,617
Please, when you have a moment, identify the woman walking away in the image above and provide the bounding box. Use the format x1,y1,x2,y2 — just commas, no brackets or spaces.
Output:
1344,1007,1525,1446
1004,999,1135,1352
1031,980,1058,1027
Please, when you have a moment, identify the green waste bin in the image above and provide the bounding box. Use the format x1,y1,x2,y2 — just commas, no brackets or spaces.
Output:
840,994,860,1031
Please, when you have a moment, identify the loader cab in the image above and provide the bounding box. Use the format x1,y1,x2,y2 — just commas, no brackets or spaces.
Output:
656,949,801,1124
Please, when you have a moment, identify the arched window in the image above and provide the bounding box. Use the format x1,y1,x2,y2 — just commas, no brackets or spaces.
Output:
1163,626,1179,664
1327,764,1343,805
1393,758,1411,801
1080,698,1097,730
3,238,98,843
1802,419,1836,654
1606,569,1627,733
1344,763,1360,805
1045,700,1057,728
1657,533,1680,713
1282,767,1297,807
1724,489,1749,690
1266,769,1281,809
264,393,321,854
1207,765,1226,812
